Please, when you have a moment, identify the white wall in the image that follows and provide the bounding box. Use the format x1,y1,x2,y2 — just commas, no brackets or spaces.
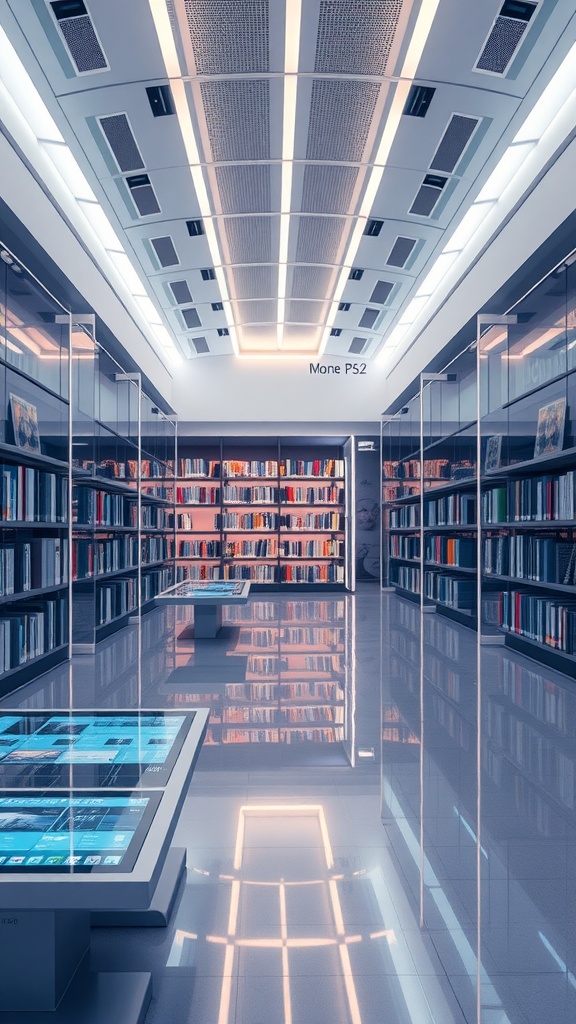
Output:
173,354,386,433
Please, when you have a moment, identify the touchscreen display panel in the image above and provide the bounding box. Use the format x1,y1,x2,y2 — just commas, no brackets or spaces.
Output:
0,712,193,789
169,582,245,597
0,791,161,872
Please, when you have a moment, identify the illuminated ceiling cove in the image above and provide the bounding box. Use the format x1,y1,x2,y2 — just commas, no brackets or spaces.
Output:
0,0,576,364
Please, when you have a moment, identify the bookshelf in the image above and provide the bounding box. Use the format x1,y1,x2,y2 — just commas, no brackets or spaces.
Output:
71,333,175,653
382,249,576,678
173,438,350,589
0,241,71,696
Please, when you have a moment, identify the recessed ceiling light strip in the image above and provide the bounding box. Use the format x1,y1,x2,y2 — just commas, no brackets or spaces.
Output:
277,0,302,352
148,0,238,353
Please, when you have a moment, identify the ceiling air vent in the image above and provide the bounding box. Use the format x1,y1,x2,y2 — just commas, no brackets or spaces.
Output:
191,336,209,355
170,281,192,305
49,1,108,74
404,85,435,118
349,268,364,281
150,236,179,268
386,236,416,268
364,219,383,237
338,302,351,311
370,281,394,305
211,302,223,311
349,337,368,355
146,84,175,117
98,114,144,173
430,115,480,174
182,308,202,330
475,1,537,75
330,328,342,337
126,174,160,216
409,175,447,217
358,308,379,329
201,268,216,281
217,328,229,337
187,220,204,237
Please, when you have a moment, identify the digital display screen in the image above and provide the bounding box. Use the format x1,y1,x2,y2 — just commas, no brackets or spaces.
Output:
0,791,161,872
169,582,245,597
0,712,193,789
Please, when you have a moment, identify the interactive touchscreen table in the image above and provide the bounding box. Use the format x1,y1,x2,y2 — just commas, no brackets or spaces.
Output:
0,708,209,1024
154,579,250,637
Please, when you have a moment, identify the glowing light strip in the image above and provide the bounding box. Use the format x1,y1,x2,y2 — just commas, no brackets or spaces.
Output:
148,1,238,354
278,1,302,350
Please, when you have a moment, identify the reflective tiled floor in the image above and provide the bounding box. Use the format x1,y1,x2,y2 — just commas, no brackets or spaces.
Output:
3,585,576,1023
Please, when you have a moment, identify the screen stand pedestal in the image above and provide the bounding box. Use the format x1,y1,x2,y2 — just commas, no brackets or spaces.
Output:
194,604,222,638
92,846,186,927
0,910,151,1022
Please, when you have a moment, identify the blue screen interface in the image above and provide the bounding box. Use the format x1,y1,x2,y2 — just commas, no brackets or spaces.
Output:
0,712,192,788
0,793,159,872
170,582,245,597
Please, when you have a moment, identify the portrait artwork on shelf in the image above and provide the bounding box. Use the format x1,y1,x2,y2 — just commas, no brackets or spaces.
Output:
9,393,41,453
484,435,502,473
534,397,566,459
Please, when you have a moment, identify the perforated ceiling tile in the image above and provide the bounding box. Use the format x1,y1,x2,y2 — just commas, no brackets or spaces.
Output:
295,217,345,264
183,0,269,73
232,265,277,299
54,10,108,73
224,217,272,264
300,165,359,215
98,114,144,173
215,165,272,214
290,265,334,299
287,300,325,323
476,16,527,73
430,115,479,174
306,80,381,162
314,0,404,75
201,81,270,161
236,299,277,323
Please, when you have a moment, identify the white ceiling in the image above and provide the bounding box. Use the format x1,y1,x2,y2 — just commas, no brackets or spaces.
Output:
2,0,576,363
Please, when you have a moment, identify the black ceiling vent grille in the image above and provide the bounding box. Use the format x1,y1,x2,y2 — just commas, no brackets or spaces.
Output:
201,268,216,281
211,302,223,311
429,115,480,174
370,281,394,305
349,268,364,281
150,236,179,268
364,219,383,237
98,114,144,173
170,281,192,305
386,236,416,268
182,308,202,330
217,327,229,337
409,175,447,217
338,302,351,311
475,1,537,74
187,220,204,237
50,1,108,74
358,308,379,329
191,336,209,354
146,84,175,117
330,328,342,337
126,174,161,216
404,85,435,118
349,337,368,354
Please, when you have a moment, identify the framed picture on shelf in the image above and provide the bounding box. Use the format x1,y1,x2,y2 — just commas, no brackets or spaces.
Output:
534,398,566,459
484,435,502,472
9,393,41,453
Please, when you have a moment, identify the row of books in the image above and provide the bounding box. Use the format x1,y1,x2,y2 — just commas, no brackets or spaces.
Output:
97,578,138,625
279,459,344,478
141,567,173,602
282,540,343,558
140,485,171,501
499,591,576,652
383,459,475,481
215,512,278,530
0,597,67,674
73,536,170,578
224,540,278,558
75,458,169,480
280,513,343,530
507,472,576,522
424,536,475,568
223,460,279,477
178,458,220,478
74,488,132,527
174,484,345,506
424,572,475,610
2,466,67,523
282,564,344,583
221,486,276,504
176,486,221,505
225,681,341,700
280,486,343,504
222,706,343,724
141,506,171,529
0,539,67,595
425,493,476,527
175,564,220,581
389,536,419,560
483,536,576,584
177,540,221,558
